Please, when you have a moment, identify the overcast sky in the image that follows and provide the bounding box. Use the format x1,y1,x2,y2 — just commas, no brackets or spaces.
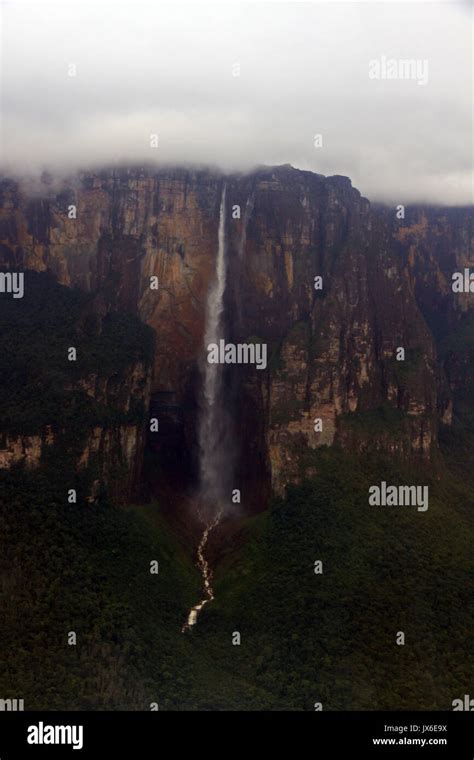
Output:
1,0,472,204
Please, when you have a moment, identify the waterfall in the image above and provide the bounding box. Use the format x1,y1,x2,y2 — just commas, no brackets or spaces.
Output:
198,184,232,510
183,184,231,632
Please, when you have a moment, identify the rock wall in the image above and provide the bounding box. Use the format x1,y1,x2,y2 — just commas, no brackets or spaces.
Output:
0,268,153,504
0,166,472,499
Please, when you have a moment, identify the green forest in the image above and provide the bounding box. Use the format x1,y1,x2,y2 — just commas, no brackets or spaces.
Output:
0,273,472,710
1,446,472,710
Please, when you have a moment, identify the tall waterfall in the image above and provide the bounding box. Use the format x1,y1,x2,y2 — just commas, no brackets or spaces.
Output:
198,184,232,511
183,184,231,632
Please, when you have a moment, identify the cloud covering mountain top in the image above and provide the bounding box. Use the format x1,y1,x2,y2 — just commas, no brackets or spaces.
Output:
1,0,472,204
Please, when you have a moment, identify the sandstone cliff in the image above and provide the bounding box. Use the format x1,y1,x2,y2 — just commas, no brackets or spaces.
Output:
0,271,154,503
0,166,471,500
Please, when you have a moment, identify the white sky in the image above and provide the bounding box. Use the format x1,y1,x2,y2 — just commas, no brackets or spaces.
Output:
0,0,472,204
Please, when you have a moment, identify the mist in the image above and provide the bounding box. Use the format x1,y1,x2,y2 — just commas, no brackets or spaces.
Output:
1,0,472,204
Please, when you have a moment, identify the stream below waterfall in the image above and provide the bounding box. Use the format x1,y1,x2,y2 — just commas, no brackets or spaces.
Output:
182,510,222,632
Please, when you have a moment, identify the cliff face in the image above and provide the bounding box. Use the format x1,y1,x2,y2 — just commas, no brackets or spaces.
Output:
0,431,51,470
0,169,219,394
73,360,152,504
0,271,154,504
0,167,472,500
388,206,473,434
0,366,150,503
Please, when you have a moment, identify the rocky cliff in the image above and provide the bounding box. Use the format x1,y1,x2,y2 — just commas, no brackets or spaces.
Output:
0,271,154,503
0,166,472,502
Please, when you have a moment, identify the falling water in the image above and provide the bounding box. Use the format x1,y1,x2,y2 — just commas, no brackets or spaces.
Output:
183,185,231,632
181,509,222,632
198,184,230,507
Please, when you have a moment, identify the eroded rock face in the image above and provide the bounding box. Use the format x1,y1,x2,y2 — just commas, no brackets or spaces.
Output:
0,168,221,396
0,353,151,504
388,206,474,440
0,433,46,469
74,360,152,504
0,166,472,499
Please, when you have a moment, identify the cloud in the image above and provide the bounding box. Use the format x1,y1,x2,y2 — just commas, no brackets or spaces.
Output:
1,0,472,204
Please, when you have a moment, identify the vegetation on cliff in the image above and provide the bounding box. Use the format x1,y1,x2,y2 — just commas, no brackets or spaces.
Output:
0,271,154,440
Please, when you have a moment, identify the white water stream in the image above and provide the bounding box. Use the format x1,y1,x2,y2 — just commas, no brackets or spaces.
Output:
183,186,228,632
